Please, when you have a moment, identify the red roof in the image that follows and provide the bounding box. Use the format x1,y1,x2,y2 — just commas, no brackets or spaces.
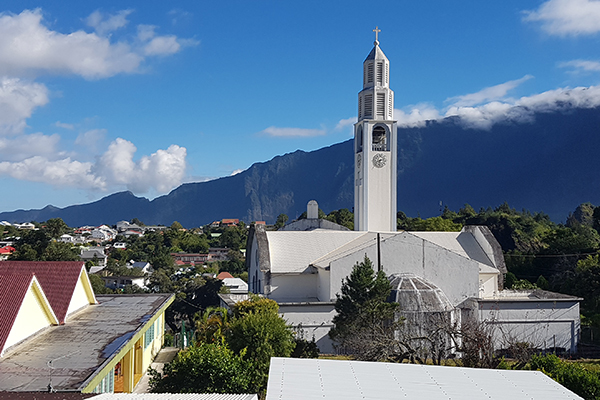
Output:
0,246,14,254
0,261,86,324
0,273,35,354
217,271,234,280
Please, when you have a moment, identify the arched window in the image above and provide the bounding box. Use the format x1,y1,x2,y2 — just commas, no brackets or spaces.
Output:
356,126,363,153
372,126,387,151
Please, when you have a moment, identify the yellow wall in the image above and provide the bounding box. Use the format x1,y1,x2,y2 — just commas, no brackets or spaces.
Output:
83,296,173,393
3,279,57,355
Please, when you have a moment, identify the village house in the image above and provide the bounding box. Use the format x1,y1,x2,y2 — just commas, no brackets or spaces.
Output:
0,261,173,394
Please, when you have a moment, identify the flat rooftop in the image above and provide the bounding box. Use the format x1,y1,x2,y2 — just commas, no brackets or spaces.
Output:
0,294,173,392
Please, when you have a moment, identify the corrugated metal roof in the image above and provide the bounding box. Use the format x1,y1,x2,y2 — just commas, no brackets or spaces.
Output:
92,394,258,400
0,261,92,324
267,231,364,273
266,357,583,400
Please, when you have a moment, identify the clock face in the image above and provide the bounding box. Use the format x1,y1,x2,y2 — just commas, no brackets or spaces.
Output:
372,153,386,168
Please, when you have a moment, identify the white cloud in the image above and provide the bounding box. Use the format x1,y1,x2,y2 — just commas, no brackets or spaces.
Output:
387,82,600,131
0,9,197,79
559,59,600,73
55,121,74,130
0,77,48,135
523,0,600,36
74,128,106,152
230,169,244,176
0,137,187,194
335,117,357,131
446,75,533,107
0,132,60,161
86,9,133,36
394,104,441,128
260,126,327,137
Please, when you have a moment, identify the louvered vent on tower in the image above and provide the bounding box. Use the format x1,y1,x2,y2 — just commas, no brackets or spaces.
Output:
377,93,385,118
376,62,383,85
367,64,374,84
364,94,373,118
388,92,393,119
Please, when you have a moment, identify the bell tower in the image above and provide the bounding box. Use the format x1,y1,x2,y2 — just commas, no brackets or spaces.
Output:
354,27,397,232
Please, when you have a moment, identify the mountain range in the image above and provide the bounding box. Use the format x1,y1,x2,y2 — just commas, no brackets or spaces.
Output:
1,106,599,227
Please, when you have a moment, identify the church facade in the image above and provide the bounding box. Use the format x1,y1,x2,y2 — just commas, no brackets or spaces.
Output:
246,31,580,355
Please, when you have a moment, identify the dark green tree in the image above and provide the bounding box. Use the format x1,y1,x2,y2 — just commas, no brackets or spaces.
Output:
43,218,70,239
329,255,400,360
149,343,258,394
274,213,289,229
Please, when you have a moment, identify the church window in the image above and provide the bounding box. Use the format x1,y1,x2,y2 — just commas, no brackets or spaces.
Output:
372,126,387,151
364,94,373,118
367,63,373,84
376,61,383,85
376,93,385,118
356,126,363,153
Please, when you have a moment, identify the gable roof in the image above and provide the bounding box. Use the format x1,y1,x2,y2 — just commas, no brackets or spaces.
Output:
266,230,365,273
0,261,95,324
0,273,58,355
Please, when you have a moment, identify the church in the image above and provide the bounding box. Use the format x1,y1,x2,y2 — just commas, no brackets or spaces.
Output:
246,29,581,354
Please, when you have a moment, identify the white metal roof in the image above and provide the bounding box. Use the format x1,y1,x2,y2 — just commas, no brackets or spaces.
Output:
266,230,364,273
266,357,582,400
410,231,494,267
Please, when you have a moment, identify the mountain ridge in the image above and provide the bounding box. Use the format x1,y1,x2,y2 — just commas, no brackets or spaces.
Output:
1,106,599,227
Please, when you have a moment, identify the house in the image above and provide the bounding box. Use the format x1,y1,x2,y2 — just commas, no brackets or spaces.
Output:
221,219,239,227
222,277,248,294
81,246,108,267
245,32,581,355
265,357,583,399
13,222,35,230
113,242,127,249
0,246,14,260
0,261,173,394
130,261,153,274
101,275,147,290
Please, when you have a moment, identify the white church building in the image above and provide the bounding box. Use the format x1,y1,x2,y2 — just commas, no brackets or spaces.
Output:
246,30,580,354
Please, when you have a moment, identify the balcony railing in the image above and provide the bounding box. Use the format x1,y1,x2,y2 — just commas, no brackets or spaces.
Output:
372,143,387,151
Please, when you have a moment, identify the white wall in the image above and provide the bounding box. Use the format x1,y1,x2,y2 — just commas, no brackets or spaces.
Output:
279,303,337,354
479,299,580,353
3,281,55,355
270,274,317,302
327,233,480,307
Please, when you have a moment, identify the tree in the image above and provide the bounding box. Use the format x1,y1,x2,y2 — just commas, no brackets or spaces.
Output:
274,213,288,229
149,342,258,394
42,241,80,261
43,218,70,239
226,296,296,390
329,255,400,360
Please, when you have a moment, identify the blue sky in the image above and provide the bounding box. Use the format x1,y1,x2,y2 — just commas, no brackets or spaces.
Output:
0,0,600,213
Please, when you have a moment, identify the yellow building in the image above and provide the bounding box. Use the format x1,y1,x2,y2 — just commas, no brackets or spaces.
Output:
0,261,174,394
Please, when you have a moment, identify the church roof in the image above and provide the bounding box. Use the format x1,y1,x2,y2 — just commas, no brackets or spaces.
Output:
266,229,502,276
364,44,388,61
388,273,454,313
0,261,95,324
266,230,365,273
410,231,494,267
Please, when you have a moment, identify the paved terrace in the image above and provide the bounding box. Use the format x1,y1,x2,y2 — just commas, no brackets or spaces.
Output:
0,294,173,392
